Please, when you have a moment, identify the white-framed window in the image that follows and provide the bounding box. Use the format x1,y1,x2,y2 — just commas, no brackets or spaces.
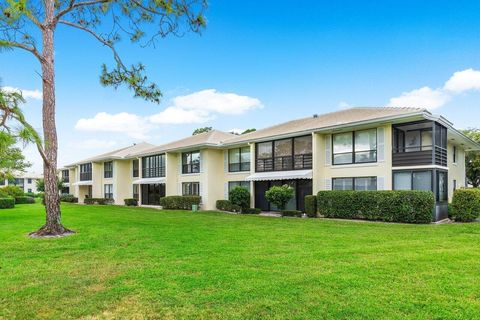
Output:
104,184,113,199
332,177,377,191
332,129,377,165
182,182,200,196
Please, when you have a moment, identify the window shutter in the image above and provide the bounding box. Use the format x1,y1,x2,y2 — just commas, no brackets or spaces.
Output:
224,182,229,199
200,151,204,173
377,127,385,162
377,176,385,190
177,182,182,195
325,135,332,166
177,155,182,174
224,151,228,172
325,178,332,190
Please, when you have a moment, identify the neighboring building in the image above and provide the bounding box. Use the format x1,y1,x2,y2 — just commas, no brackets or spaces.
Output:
63,107,480,221
0,172,43,194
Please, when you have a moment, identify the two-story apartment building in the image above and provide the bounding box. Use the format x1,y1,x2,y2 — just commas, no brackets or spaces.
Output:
0,173,43,193
62,107,479,221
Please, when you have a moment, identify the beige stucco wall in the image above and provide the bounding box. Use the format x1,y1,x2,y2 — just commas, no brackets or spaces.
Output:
91,162,103,198
113,160,133,205
447,142,466,201
165,153,178,197
313,124,393,193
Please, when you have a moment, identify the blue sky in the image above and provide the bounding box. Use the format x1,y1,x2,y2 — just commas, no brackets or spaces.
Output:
2,0,480,172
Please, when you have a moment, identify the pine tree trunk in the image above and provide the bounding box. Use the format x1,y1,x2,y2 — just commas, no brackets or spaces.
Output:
30,0,73,237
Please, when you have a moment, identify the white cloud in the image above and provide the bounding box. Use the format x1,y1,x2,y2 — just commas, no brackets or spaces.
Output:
75,89,262,138
149,89,263,125
172,89,263,115
338,101,353,109
149,106,212,124
75,112,151,139
443,68,480,93
2,86,42,100
229,128,245,135
387,86,450,110
77,139,118,149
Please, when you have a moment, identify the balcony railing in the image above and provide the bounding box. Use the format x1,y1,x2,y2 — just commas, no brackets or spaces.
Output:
256,154,313,172
142,167,166,178
393,145,447,167
80,172,92,181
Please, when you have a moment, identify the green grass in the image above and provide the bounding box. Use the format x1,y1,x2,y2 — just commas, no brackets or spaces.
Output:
1,203,480,319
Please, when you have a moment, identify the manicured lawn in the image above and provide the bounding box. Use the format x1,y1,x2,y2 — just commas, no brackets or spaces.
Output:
1,203,480,319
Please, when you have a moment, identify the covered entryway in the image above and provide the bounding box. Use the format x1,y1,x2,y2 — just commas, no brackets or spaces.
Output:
133,177,166,206
247,170,313,212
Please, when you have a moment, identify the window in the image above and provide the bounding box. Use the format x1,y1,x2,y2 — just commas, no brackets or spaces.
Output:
453,146,457,163
28,178,32,184
132,159,139,177
332,177,377,191
393,170,433,191
62,170,69,183
142,154,165,178
182,151,200,174
133,184,139,200
182,182,200,196
80,163,92,181
104,161,113,178
104,184,113,199
437,171,448,202
256,136,312,172
453,179,457,192
229,147,250,172
0,179,4,186
333,129,377,165
228,181,250,193
28,188,32,193
14,178,24,186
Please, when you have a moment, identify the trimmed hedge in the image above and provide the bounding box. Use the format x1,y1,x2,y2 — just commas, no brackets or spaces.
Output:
317,190,434,224
124,198,138,206
242,208,261,214
14,196,35,204
281,210,302,217
305,195,317,217
84,198,114,205
451,188,480,222
0,198,15,209
160,196,201,210
60,194,78,203
216,200,233,211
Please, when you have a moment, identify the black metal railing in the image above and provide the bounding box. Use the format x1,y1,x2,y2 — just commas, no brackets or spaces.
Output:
435,146,447,167
393,145,447,167
80,172,92,181
256,154,312,172
142,167,166,178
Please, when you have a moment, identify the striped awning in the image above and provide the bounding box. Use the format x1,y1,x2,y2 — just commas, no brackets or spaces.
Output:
132,177,166,184
72,181,92,186
245,170,312,181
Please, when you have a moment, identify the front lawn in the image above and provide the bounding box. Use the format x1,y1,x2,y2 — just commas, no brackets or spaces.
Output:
1,203,480,319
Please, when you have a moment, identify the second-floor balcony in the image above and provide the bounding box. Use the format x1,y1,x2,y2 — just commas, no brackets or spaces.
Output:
142,167,166,178
393,121,447,167
256,154,313,172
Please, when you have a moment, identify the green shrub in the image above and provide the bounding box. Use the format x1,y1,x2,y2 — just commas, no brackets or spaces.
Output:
265,185,295,210
0,198,15,209
0,186,24,198
281,210,302,217
124,198,138,206
242,208,261,214
216,199,233,211
14,196,35,204
84,198,114,205
305,195,317,217
229,186,250,210
451,189,480,222
60,194,78,203
160,196,201,210
25,192,35,198
317,190,434,224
